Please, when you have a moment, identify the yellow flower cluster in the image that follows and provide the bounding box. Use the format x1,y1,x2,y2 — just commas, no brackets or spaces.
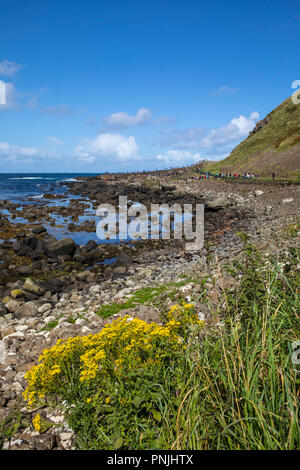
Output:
23,315,182,406
32,413,42,432
167,303,205,331
32,413,51,433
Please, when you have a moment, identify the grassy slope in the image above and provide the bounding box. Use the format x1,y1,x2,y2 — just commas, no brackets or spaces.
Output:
205,96,300,179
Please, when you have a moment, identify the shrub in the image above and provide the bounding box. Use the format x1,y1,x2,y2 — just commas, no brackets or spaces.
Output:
23,243,299,450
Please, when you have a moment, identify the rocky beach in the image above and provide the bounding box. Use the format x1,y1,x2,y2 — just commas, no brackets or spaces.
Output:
0,172,299,450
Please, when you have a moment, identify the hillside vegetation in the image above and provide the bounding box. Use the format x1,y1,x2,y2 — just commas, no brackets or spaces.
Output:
205,96,300,179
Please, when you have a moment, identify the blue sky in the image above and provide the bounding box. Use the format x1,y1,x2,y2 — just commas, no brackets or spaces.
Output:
0,0,299,173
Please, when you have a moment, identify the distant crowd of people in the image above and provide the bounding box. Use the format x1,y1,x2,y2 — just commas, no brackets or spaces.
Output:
194,169,258,179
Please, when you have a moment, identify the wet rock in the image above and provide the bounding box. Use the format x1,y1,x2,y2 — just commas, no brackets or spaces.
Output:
32,226,47,235
43,238,76,258
23,236,38,250
84,240,97,252
17,246,32,257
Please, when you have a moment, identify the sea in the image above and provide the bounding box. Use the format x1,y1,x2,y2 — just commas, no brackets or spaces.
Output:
0,173,105,246
0,173,98,204
0,173,176,247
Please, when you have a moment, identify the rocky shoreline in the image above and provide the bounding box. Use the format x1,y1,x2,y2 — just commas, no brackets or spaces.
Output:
0,173,299,449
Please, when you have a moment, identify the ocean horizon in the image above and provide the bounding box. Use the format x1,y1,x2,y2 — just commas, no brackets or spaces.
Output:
0,173,100,204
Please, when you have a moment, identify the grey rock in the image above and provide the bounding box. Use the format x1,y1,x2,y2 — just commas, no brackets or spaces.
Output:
43,238,76,258
32,226,47,234
37,303,52,314
17,266,33,275
29,434,56,450
21,301,38,317
5,300,21,315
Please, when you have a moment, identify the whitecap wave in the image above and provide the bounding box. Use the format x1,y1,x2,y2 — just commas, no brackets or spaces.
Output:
30,194,45,199
9,177,42,180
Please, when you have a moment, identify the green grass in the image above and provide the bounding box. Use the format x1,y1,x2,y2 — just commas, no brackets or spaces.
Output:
43,319,59,330
67,315,76,324
0,408,30,448
96,283,196,318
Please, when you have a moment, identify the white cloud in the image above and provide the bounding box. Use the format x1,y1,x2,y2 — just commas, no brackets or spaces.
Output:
156,111,259,151
105,108,152,128
74,133,141,163
156,150,201,165
48,136,63,146
201,111,259,148
153,111,260,164
0,60,22,77
0,142,41,161
210,85,239,96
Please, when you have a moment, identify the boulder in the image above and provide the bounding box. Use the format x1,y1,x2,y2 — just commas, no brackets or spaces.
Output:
5,300,21,315
37,303,52,314
17,266,33,275
24,278,46,296
84,240,97,252
43,238,76,258
32,226,47,235
29,434,56,451
10,289,26,299
23,236,38,250
205,197,232,210
116,254,134,266
21,301,39,317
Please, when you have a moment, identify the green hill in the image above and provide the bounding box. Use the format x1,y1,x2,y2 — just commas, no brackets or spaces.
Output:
205,96,300,179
